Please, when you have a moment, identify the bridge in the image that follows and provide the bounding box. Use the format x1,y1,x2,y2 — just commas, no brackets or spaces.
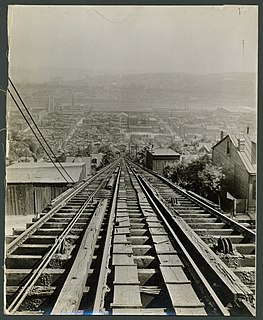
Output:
5,158,255,316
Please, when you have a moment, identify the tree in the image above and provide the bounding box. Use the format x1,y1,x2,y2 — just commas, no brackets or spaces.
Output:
164,154,225,205
169,141,183,154
101,150,117,166
178,154,211,191
8,132,44,161
198,164,225,204
96,146,118,170
136,146,149,165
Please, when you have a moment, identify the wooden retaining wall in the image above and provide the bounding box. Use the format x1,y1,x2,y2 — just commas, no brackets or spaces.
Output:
5,183,67,215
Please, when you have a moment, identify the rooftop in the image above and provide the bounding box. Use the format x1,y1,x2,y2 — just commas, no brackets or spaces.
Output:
230,134,256,174
212,134,256,174
7,162,86,184
117,112,128,118
149,148,180,156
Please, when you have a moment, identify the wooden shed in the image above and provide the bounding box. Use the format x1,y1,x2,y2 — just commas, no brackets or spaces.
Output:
6,162,86,215
145,148,181,174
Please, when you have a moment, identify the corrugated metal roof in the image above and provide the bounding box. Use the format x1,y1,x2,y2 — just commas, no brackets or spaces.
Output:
7,162,85,184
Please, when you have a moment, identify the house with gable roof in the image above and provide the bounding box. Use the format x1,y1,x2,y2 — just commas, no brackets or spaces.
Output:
212,133,256,213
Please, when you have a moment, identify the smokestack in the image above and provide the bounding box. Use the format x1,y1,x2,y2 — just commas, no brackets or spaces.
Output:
247,126,250,135
238,138,245,152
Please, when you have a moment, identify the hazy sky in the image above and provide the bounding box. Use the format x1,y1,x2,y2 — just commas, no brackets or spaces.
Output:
8,5,258,75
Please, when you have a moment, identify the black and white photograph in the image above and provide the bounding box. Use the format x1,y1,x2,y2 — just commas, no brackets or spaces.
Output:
4,5,257,316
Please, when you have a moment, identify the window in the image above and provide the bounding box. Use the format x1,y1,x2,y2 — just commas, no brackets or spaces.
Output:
226,140,230,155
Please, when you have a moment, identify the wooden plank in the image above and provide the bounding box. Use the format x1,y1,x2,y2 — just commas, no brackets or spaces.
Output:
112,254,136,266
149,227,167,235
146,222,162,228
111,285,142,308
151,235,169,243
50,199,107,315
158,254,184,267
117,203,127,209
154,241,176,254
116,212,129,217
145,217,160,222
114,265,140,284
113,243,133,254
113,234,128,244
160,266,190,283
174,307,207,316
112,308,166,315
114,227,130,235
166,283,205,308
116,217,130,223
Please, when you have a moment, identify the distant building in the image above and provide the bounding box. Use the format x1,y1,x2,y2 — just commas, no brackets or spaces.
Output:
146,148,181,174
128,115,138,126
205,125,222,138
212,134,256,213
198,143,212,155
6,162,86,215
117,112,129,132
179,123,204,137
129,125,152,133
66,156,91,176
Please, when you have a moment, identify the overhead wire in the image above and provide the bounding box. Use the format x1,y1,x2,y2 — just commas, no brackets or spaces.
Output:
7,87,70,184
8,77,75,183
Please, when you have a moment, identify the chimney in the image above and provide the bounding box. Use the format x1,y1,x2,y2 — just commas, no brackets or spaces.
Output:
247,126,250,135
220,130,224,140
238,138,245,152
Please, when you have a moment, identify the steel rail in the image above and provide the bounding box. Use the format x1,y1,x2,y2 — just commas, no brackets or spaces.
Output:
128,160,255,240
6,161,119,256
127,164,230,316
6,164,119,314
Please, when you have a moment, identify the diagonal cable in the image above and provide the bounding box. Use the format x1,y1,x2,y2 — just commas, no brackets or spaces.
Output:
7,88,70,184
8,77,75,183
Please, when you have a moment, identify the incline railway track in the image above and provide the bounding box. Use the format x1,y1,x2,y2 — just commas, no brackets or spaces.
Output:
128,160,256,309
4,158,256,316
5,161,120,314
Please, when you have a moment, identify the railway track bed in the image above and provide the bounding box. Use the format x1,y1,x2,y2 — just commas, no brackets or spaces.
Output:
4,159,256,316
130,161,256,297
